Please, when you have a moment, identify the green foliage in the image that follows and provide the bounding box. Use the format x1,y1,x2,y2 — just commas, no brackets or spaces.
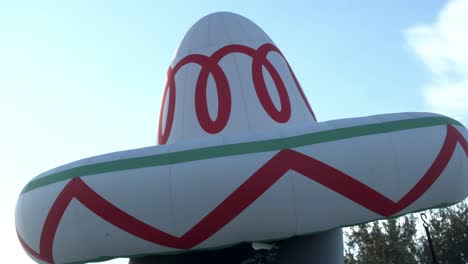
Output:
345,199,468,264
418,200,468,264
345,216,419,264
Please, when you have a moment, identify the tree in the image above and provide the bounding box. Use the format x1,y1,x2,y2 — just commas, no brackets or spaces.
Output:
345,215,419,264
345,198,468,264
417,199,468,264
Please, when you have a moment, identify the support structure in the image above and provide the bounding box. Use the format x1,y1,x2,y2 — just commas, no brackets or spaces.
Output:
276,229,344,264
129,229,343,264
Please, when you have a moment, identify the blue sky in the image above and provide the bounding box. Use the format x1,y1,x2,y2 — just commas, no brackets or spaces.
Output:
1,1,467,263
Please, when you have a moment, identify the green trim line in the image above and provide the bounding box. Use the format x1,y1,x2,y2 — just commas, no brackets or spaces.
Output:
21,116,463,194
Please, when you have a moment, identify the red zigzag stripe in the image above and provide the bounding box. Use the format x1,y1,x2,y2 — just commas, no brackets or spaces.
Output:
18,125,468,263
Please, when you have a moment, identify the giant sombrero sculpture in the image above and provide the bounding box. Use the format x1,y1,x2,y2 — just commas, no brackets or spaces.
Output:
16,12,468,264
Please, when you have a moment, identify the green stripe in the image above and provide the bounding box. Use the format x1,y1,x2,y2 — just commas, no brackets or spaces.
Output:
21,116,462,194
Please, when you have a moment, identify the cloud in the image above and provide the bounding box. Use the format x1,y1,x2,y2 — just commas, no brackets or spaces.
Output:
405,0,468,124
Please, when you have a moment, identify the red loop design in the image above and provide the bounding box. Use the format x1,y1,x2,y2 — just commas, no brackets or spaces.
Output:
195,59,232,134
158,43,316,144
158,68,176,144
252,44,291,123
